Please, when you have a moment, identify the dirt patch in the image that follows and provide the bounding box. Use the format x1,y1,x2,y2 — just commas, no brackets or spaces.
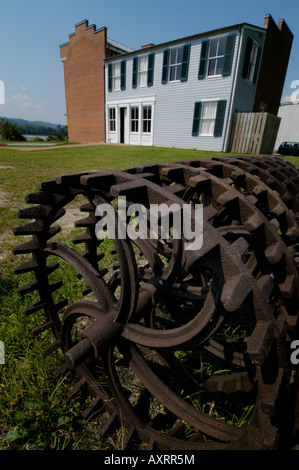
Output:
0,191,11,206
2,143,106,151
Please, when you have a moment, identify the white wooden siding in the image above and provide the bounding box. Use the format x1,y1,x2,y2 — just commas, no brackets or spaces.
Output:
105,26,264,151
231,28,265,113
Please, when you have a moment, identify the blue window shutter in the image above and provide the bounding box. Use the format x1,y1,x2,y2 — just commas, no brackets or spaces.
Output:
198,40,209,79
132,57,138,88
162,49,170,84
253,46,262,84
180,44,191,81
222,34,236,76
121,60,126,90
108,63,112,92
192,102,202,136
147,53,155,86
242,36,253,79
214,100,227,137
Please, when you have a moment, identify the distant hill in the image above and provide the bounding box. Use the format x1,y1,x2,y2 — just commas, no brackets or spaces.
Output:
0,117,67,137
0,117,63,128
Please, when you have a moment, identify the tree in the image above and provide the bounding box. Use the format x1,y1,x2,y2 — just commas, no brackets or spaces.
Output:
46,125,68,142
1,119,26,141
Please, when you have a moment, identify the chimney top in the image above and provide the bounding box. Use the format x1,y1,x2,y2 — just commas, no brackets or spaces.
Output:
141,43,155,49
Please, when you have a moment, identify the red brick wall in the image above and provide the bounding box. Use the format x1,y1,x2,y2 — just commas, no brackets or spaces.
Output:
60,21,107,142
253,15,293,115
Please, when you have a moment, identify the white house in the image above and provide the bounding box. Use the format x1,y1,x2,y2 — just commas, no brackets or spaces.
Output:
104,22,266,152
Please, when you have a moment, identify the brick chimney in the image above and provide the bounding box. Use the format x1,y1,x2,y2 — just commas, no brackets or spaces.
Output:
253,14,294,115
141,43,155,49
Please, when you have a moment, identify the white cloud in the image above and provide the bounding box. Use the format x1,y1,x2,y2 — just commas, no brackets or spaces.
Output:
34,102,44,110
2,86,51,120
7,92,33,109
19,100,33,109
8,92,29,102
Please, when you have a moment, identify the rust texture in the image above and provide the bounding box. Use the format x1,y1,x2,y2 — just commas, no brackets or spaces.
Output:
14,155,299,450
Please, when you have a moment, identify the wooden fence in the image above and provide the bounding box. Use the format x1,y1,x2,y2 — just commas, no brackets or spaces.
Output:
229,112,281,154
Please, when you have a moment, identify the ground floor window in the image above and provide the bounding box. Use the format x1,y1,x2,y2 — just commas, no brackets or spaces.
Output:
106,98,155,146
143,106,152,133
109,108,116,132
192,99,227,138
200,101,217,136
131,106,139,132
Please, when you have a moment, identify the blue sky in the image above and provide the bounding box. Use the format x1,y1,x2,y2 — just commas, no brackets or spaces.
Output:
0,0,298,125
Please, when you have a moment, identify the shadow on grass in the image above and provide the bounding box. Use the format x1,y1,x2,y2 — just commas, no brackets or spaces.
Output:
0,275,15,294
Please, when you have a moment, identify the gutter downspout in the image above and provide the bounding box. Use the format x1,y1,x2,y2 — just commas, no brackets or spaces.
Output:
103,61,107,143
222,25,244,152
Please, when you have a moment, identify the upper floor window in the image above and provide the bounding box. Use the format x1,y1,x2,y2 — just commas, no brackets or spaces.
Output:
207,37,226,76
162,44,191,84
138,56,148,87
243,37,261,84
108,61,126,91
112,63,121,90
132,54,155,88
198,35,236,79
169,47,183,81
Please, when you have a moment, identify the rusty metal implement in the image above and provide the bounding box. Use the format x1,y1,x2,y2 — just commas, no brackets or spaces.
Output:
13,155,299,450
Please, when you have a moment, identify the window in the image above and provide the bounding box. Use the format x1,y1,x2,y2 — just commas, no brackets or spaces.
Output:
132,54,155,88
192,100,227,137
247,41,259,82
198,35,236,79
162,45,190,84
109,108,116,132
138,56,148,87
199,101,217,135
112,62,121,90
247,42,258,82
242,37,261,84
207,37,226,76
169,47,183,81
131,107,139,132
143,106,151,133
108,61,126,91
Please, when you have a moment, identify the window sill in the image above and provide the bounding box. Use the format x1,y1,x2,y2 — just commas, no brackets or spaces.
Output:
205,74,224,79
243,78,254,85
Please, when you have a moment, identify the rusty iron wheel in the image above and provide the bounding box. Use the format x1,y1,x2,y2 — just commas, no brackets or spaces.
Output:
13,157,299,450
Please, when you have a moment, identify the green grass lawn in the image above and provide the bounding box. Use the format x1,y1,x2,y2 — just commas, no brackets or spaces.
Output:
0,144,240,252
0,144,298,450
